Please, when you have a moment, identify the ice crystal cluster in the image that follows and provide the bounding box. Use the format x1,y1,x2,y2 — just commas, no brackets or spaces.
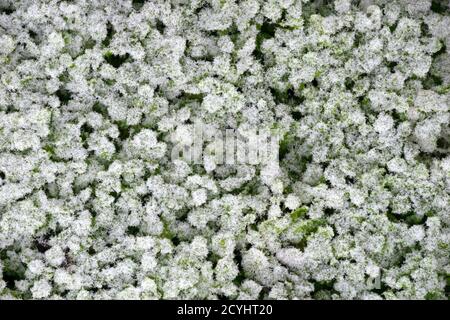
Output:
0,0,449,300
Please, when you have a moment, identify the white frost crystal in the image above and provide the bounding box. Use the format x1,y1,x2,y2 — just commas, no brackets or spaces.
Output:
0,0,448,300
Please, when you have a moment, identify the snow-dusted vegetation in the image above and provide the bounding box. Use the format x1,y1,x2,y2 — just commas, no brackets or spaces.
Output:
0,0,449,300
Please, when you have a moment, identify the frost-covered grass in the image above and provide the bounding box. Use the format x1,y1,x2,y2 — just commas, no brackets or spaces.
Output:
0,0,449,300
